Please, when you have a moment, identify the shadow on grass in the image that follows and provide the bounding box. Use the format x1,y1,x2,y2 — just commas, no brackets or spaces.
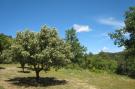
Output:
6,77,67,87
17,66,29,69
128,74,135,79
116,71,135,79
0,67,5,70
18,71,30,73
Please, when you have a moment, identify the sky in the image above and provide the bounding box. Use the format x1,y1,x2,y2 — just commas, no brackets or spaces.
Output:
0,0,135,54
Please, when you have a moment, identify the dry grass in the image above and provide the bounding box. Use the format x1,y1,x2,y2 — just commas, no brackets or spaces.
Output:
0,64,135,89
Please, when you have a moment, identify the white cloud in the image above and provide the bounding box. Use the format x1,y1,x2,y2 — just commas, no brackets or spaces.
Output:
121,46,125,50
100,46,124,53
98,17,125,28
73,24,92,32
101,46,109,52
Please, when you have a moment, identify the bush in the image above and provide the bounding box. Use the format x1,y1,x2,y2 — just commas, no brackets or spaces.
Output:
0,49,13,64
83,53,118,73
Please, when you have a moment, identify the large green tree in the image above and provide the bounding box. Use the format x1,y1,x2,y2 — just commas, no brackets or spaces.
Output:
109,7,135,75
65,28,86,65
13,26,72,81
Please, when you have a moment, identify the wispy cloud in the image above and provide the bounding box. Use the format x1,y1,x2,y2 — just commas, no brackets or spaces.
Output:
94,47,109,54
101,32,110,40
100,46,124,53
73,24,92,32
101,46,109,52
98,17,125,28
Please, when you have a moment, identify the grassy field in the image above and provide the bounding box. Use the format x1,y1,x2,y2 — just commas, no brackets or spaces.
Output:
0,64,135,89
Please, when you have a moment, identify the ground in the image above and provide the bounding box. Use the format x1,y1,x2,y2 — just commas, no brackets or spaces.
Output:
0,64,135,89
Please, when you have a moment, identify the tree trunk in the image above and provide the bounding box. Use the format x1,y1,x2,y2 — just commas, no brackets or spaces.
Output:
22,67,24,72
35,70,40,82
21,63,25,72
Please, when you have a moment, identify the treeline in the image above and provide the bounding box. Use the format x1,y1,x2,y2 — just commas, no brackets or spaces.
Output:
0,6,135,79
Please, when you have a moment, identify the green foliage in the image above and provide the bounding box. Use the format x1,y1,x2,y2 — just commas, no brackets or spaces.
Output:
65,28,86,65
0,33,13,64
109,7,135,76
0,49,13,63
0,33,12,53
11,43,29,71
83,52,117,72
12,26,73,80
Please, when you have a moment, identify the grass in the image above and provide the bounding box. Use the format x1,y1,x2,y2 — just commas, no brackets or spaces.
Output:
0,86,4,89
0,64,135,89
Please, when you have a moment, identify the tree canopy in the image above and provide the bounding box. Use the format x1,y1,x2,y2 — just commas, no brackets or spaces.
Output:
65,28,86,64
109,7,135,76
0,33,13,63
12,26,73,80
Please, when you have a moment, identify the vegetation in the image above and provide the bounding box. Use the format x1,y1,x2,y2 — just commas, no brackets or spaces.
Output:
0,6,135,89
84,52,118,72
109,7,135,76
11,26,72,80
65,28,86,65
0,33,13,64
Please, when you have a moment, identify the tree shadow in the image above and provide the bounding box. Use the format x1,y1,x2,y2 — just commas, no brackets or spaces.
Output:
17,66,31,73
6,77,67,87
17,66,29,69
0,67,5,70
127,74,135,79
18,71,30,73
116,72,135,79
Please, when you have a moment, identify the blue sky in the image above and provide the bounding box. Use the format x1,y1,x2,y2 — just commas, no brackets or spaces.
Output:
0,0,135,54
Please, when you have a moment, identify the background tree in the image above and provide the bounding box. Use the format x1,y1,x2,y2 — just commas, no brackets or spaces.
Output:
13,26,72,81
11,44,30,72
0,33,12,53
0,49,13,64
11,30,33,72
109,7,135,76
0,33,12,63
83,52,117,72
65,28,86,65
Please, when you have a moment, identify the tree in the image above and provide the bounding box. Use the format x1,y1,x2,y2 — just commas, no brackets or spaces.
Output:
0,33,12,63
11,44,30,72
109,7,135,76
13,26,72,81
65,28,86,65
0,33,12,53
0,49,13,64
11,30,32,72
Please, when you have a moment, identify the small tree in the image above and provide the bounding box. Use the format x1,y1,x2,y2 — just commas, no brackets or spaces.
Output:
14,26,72,81
11,44,29,72
0,49,13,64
